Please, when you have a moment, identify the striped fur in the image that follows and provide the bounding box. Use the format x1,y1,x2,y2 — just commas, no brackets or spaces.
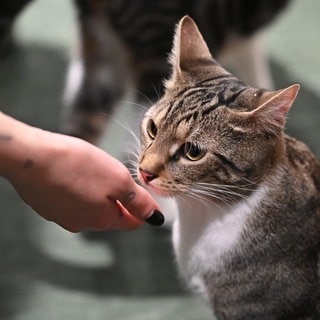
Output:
138,17,320,319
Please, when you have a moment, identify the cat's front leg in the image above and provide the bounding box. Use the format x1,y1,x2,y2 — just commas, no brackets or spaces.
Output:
63,0,132,144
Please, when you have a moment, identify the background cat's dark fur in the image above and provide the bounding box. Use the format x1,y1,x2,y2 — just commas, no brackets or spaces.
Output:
0,0,290,142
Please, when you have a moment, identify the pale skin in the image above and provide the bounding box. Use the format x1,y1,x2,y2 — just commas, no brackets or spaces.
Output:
0,112,163,232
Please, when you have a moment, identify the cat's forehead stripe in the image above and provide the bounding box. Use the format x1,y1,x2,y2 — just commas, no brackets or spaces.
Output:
166,78,248,121
201,86,247,116
164,75,234,119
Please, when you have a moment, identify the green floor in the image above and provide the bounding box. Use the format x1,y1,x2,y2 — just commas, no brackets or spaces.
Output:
0,1,320,319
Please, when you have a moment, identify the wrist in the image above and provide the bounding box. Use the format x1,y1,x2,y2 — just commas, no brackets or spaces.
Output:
0,113,51,181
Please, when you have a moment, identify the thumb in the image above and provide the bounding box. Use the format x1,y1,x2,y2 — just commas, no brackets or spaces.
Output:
121,183,165,226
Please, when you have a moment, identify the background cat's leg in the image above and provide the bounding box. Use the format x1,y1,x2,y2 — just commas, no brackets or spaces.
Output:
0,0,32,52
218,33,274,90
63,0,132,144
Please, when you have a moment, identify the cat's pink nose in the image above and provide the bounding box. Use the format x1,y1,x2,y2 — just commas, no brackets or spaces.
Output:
139,168,158,184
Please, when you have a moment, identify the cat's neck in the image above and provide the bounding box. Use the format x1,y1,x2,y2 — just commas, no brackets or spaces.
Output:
173,183,268,281
175,182,268,240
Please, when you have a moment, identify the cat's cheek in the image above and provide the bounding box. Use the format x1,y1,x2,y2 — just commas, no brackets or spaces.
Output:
142,181,172,198
149,187,172,198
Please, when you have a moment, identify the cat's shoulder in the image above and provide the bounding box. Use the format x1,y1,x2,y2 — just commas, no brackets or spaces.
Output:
284,134,320,191
284,134,319,165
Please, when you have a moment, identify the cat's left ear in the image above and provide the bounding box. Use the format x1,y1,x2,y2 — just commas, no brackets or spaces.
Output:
247,84,300,134
168,16,213,81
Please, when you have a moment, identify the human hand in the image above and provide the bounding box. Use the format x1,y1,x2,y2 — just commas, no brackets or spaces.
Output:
0,114,163,232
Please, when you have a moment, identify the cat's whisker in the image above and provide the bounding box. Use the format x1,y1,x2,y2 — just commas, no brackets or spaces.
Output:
175,194,194,212
124,148,140,162
190,183,252,209
241,177,259,187
196,181,256,193
119,100,149,112
109,116,142,172
192,184,237,199
195,182,255,199
108,116,142,152
124,159,140,181
192,189,235,206
191,192,228,213
195,187,249,203
134,90,156,108
151,82,162,101
125,157,138,166
184,188,230,213
178,193,212,213
126,163,138,175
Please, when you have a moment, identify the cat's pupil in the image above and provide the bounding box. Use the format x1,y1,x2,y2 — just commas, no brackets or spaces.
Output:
184,142,205,161
147,119,157,139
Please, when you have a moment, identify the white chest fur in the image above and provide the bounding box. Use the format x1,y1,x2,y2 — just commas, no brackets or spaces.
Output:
172,186,267,298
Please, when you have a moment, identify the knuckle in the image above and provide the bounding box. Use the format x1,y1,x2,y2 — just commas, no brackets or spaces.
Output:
117,169,134,190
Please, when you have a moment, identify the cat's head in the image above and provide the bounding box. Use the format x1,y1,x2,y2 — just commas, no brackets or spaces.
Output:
138,16,299,201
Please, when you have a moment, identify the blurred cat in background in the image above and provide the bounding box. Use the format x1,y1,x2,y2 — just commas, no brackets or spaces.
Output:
0,0,291,143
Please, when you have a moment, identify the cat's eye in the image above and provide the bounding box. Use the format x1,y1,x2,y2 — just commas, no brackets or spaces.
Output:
146,119,157,139
184,142,206,161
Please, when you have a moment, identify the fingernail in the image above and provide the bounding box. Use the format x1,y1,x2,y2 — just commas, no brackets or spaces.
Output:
145,210,165,226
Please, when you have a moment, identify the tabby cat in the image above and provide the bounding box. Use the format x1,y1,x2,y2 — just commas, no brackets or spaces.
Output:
0,0,290,143
138,16,320,319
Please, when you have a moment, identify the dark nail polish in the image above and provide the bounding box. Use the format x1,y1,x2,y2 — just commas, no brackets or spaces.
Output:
145,210,165,226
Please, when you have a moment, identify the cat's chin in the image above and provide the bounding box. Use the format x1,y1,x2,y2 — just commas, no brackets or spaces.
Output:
145,185,172,198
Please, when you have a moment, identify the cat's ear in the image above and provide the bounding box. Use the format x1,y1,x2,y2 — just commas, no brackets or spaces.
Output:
247,84,300,134
169,16,213,78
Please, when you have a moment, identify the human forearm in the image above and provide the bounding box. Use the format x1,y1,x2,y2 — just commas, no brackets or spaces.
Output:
0,112,41,179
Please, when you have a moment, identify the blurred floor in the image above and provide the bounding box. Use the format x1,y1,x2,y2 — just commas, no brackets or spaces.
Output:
0,1,319,319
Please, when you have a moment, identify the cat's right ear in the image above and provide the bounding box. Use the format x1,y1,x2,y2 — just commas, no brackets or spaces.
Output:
245,84,300,134
167,16,213,83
